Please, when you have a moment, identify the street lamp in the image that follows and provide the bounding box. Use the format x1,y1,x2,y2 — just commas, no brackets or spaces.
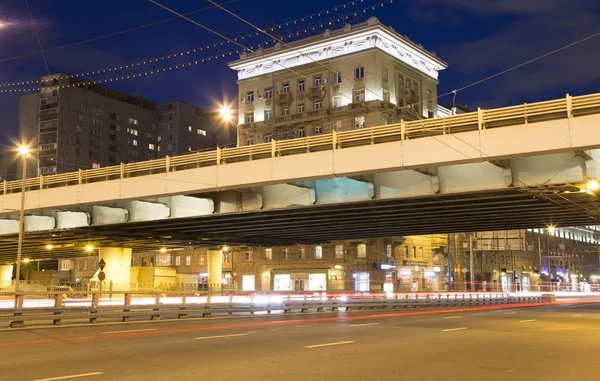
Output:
587,179,600,191
219,105,240,147
14,145,29,300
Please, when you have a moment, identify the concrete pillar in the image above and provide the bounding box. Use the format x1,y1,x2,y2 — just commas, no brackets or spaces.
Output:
99,247,132,291
0,265,13,288
207,249,222,293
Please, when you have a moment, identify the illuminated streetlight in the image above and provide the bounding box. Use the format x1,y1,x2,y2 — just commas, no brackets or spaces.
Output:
85,245,94,252
587,179,599,191
45,244,53,250
160,247,167,253
22,258,30,263
218,104,240,147
547,226,556,234
222,245,229,252
14,144,30,303
18,146,30,156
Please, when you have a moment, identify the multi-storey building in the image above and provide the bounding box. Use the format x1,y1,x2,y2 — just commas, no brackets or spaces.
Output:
0,148,18,182
158,101,235,155
18,74,234,177
228,17,447,146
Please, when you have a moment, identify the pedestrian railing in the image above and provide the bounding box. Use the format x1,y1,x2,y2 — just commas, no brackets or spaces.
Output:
2,93,600,195
0,291,550,328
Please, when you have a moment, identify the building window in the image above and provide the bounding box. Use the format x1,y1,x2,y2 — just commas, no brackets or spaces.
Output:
333,96,341,108
333,120,342,132
406,78,411,90
198,255,205,265
355,66,365,79
264,109,272,121
382,115,389,125
223,252,230,263
265,133,273,143
242,275,255,291
354,89,365,102
78,114,83,122
283,107,290,115
335,245,344,259
386,244,392,257
314,100,322,110
357,244,367,258
127,128,139,136
297,129,305,138
314,76,322,86
355,116,365,129
265,248,272,260
197,129,206,136
175,256,181,266
246,91,254,102
131,139,138,146
403,246,409,258
382,67,388,81
412,247,417,259
314,126,322,134
246,138,253,145
382,89,390,103
298,80,305,92
128,148,138,157
298,103,305,113
265,87,273,98
315,246,323,259
333,72,342,84
185,255,191,266
418,247,423,259
283,248,289,260
128,118,139,125
299,247,306,259
245,250,252,261
245,111,254,123
187,126,192,132
76,102,83,111
282,83,290,93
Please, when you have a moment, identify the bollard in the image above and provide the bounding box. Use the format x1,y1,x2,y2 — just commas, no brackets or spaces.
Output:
151,293,161,320
122,293,131,322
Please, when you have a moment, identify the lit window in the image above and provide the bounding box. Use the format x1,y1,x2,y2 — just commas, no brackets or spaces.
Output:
357,244,367,258
246,91,254,102
333,72,342,84
283,248,289,260
264,109,272,121
187,126,192,132
245,250,252,261
298,80,305,92
354,89,365,102
132,139,138,146
382,89,390,103
314,126,322,134
264,87,273,98
355,66,364,79
314,100,322,110
386,244,392,257
185,255,191,266
412,247,417,259
315,246,323,259
299,247,305,259
333,120,342,132
382,67,388,81
242,275,255,291
265,248,272,260
197,129,206,136
175,256,181,266
245,111,254,123
198,255,205,265
333,96,341,108
298,103,305,113
355,116,365,129
335,245,344,258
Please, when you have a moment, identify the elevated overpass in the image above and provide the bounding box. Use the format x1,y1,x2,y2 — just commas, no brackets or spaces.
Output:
1,93,600,263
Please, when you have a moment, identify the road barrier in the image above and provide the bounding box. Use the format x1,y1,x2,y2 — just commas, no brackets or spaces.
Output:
0,291,549,328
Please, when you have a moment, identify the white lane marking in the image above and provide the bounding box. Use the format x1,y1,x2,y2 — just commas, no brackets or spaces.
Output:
571,314,583,317
503,312,517,315
519,319,538,323
349,323,380,327
195,332,256,340
443,316,462,319
32,372,104,381
442,327,469,332
305,341,355,349
101,328,157,335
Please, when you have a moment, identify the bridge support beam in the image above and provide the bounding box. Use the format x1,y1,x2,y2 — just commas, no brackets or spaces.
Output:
92,206,129,225
510,153,586,186
52,211,90,229
98,247,132,291
438,162,512,193
296,177,374,204
118,201,169,222
24,216,55,232
374,170,438,199
156,195,214,218
259,184,316,209
0,265,13,288
216,190,262,213
0,220,18,235
207,249,222,293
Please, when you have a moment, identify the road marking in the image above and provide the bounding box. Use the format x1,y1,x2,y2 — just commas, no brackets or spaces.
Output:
519,319,537,323
32,372,104,381
101,328,157,335
195,332,256,340
305,341,355,349
349,323,380,327
442,327,468,332
443,316,462,319
571,314,583,317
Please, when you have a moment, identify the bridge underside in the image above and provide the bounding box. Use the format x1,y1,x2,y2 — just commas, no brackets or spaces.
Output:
1,185,599,263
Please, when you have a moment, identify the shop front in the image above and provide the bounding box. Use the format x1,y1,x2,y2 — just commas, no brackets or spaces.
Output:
272,272,327,292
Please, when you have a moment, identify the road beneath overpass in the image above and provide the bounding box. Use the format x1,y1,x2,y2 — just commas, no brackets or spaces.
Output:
2,302,599,380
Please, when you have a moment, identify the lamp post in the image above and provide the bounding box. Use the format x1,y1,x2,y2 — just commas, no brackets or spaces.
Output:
15,146,29,301
219,106,240,147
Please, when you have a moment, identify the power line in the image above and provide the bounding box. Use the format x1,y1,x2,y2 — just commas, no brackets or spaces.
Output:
24,0,49,74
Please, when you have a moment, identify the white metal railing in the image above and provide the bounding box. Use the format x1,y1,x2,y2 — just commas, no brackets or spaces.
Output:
2,93,599,196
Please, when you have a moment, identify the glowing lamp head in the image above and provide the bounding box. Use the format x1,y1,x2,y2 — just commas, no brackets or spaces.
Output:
587,179,600,191
547,226,556,234
18,146,29,156
22,258,30,263
85,245,94,252
222,245,229,252
160,247,167,253
45,244,53,250
219,106,233,122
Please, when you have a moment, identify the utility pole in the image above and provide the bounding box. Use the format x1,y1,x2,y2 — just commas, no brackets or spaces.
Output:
469,234,475,292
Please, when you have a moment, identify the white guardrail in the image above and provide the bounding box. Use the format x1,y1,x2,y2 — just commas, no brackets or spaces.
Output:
0,291,554,328
2,93,599,195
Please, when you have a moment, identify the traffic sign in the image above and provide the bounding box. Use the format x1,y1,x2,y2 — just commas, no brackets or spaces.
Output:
98,271,106,282
98,259,106,270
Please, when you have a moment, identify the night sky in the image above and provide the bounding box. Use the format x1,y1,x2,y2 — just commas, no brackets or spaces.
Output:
1,0,599,147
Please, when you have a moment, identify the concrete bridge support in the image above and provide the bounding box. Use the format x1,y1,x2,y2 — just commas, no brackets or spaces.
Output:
98,247,132,291
207,249,222,293
0,265,13,288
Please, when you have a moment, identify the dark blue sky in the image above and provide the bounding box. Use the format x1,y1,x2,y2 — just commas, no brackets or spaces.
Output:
1,0,600,145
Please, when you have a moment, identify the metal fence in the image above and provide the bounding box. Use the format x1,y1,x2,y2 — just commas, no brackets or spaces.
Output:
2,93,598,195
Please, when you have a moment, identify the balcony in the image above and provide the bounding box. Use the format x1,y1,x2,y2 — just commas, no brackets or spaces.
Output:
306,85,326,101
276,92,293,105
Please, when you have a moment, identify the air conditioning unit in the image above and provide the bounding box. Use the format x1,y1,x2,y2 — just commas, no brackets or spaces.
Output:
322,78,327,84
258,95,263,99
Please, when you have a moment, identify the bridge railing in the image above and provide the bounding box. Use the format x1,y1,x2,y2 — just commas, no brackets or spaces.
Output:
3,93,600,196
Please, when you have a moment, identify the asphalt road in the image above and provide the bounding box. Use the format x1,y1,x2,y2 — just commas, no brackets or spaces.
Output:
1,302,599,381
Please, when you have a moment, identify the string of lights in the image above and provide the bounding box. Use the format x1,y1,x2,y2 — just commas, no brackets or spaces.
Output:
0,0,383,88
